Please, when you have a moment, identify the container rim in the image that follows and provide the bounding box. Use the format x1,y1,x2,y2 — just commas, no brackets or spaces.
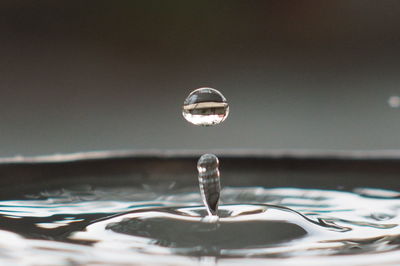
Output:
1,149,400,164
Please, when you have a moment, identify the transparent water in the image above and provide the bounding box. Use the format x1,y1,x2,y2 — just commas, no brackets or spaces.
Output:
182,87,229,126
0,185,399,265
197,154,221,216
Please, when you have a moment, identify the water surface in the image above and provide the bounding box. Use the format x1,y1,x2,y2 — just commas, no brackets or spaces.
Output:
0,184,399,265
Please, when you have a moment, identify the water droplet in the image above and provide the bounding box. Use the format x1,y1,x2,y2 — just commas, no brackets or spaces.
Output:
388,96,400,108
197,154,221,216
182,87,229,126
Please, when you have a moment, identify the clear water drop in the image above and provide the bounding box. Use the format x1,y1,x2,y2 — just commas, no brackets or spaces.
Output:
388,96,400,108
182,87,229,126
197,154,221,217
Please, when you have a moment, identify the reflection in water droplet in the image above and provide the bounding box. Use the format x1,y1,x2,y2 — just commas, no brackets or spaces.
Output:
182,87,229,126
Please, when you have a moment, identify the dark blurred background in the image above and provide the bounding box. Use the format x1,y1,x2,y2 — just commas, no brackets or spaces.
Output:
1,1,400,156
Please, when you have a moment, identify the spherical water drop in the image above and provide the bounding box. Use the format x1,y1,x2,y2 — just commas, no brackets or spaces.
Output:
182,87,229,126
388,96,400,108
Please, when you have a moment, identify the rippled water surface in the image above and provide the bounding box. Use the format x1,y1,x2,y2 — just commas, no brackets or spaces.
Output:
0,185,400,265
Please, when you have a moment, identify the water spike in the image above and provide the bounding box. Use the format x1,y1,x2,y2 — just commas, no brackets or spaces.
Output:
197,154,221,216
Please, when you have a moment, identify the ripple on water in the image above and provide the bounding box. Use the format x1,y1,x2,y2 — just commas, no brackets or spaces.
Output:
0,186,399,265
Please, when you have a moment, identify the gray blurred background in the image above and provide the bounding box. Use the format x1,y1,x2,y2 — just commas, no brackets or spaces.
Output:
1,0,400,157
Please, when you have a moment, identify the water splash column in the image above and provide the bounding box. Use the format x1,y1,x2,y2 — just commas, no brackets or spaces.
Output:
197,154,221,216
182,87,229,217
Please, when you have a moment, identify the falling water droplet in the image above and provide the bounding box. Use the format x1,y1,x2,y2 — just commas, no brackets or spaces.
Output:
197,154,221,217
388,96,400,108
182,87,229,126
